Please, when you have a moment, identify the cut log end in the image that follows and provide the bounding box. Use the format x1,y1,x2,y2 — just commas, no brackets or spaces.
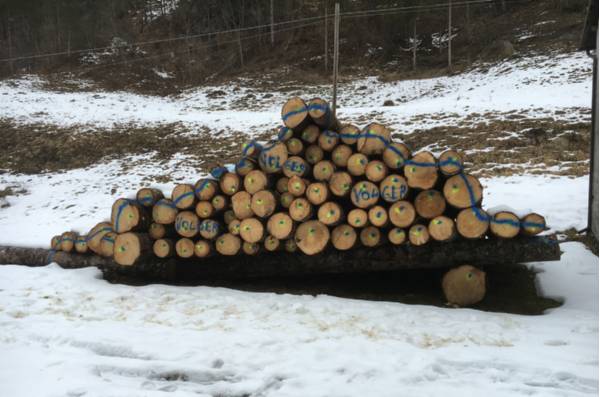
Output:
295,220,330,255
114,233,151,265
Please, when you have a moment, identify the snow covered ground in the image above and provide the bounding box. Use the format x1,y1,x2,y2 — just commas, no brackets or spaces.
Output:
0,242,597,397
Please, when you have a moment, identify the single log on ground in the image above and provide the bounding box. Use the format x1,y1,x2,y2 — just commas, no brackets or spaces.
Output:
87,222,114,255
331,224,357,250
174,211,200,238
194,240,212,258
289,198,313,222
318,131,339,151
258,142,288,174
332,144,353,168
347,153,368,176
113,233,152,266
379,174,408,203
295,220,330,255
521,213,546,236
313,160,335,181
365,160,388,183
99,232,117,257
383,142,411,170
350,181,380,209
215,233,242,256
175,238,195,258
198,219,222,240
438,150,463,176
357,123,390,155
251,190,277,218
388,228,407,245
171,184,196,210
414,190,447,219
283,156,310,178
409,224,430,246
329,172,353,198
442,265,486,306
195,201,215,219
368,205,389,227
232,191,254,220
457,207,490,239
389,201,416,228
347,208,368,228
301,124,320,144
360,226,382,247
111,199,150,233
286,137,304,156
267,212,294,239
304,145,324,165
240,218,265,243
428,216,456,242
220,172,241,195
152,199,178,225
308,98,339,130
443,174,483,209
60,231,76,252
404,151,438,190
74,235,88,254
244,170,269,194
318,201,343,226
136,188,164,207
490,211,520,238
306,182,329,205
282,97,310,131
153,238,175,258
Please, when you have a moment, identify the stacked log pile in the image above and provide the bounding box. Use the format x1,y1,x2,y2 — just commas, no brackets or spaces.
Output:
49,97,547,267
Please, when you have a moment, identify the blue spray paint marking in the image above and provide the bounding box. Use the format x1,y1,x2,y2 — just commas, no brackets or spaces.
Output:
85,226,112,243
281,103,328,122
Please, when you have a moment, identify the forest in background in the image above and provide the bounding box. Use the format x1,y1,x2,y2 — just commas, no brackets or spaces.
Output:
0,0,589,92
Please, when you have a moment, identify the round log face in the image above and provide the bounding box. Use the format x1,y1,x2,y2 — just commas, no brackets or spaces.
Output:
259,142,288,173
215,233,242,256
318,131,339,151
281,97,309,130
211,195,228,211
379,174,408,203
368,205,389,227
347,208,368,228
360,226,381,247
442,265,486,307
414,190,447,219
194,179,218,201
242,242,261,255
232,191,254,220
289,198,312,222
329,172,352,197
490,211,520,238
357,123,390,155
287,176,307,197
60,232,76,253
264,235,281,252
389,201,416,228
318,202,343,226
305,145,324,165
235,157,256,176
283,156,310,178
409,224,430,246
99,232,117,258
244,170,269,194
347,153,368,176
148,223,167,240
86,222,113,254
251,190,276,218
439,150,463,176
194,240,212,257
388,228,407,245
280,192,294,208
175,211,199,238
267,212,294,239
223,210,236,225
308,98,334,128
74,235,88,254
284,238,298,252
404,152,438,190
457,207,490,239
331,224,357,250
172,184,196,210
301,124,320,144
240,218,265,243
339,124,360,145
365,160,388,182
350,181,380,209
199,219,221,240
295,220,330,255
286,138,304,156
153,238,173,258
443,174,483,209
305,182,328,205
383,142,411,170
228,219,241,235
136,188,164,207
175,238,195,258
111,199,141,233
521,213,546,236
195,201,214,219
313,160,335,181
331,144,353,167
50,235,61,250
152,200,178,225
220,173,241,196
428,216,456,242
276,177,290,194
114,233,148,265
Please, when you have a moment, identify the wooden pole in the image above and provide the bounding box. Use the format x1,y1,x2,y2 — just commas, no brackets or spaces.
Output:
332,1,340,116
412,17,417,71
448,0,452,72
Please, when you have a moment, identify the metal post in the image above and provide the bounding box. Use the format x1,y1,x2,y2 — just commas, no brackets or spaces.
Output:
324,0,328,73
270,0,274,45
332,2,340,116
448,0,452,72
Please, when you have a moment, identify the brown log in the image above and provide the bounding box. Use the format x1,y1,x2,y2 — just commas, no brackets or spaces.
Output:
404,151,438,190
318,131,339,151
258,141,288,174
198,219,222,240
295,220,330,255
339,124,360,145
231,191,254,220
228,219,241,235
284,238,298,253
60,231,76,253
223,210,236,225
282,97,310,131
442,265,487,306
350,181,380,209
331,224,357,250
329,171,353,197
286,137,304,156
521,213,546,236
456,207,490,239
283,156,310,178
114,233,152,265
171,184,196,209
388,228,407,245
174,211,200,238
240,218,265,243
443,174,483,209
86,222,113,255
347,208,368,228
153,238,174,258
211,194,228,212
414,190,447,219
360,226,382,247
409,224,430,246
280,192,294,208
306,182,329,205
331,144,353,167
313,160,335,181
152,199,178,225
195,201,215,219
289,198,313,222
277,126,294,142
389,201,416,228
242,241,261,256
287,176,307,197
490,211,520,238
347,153,368,176
438,149,463,176
244,169,269,194
365,160,388,183
215,233,242,256
266,212,294,239
175,238,195,258
111,199,150,233
136,188,164,208
220,172,241,196
235,157,257,176
368,205,389,227
428,216,456,242
357,123,390,155
251,190,277,218
148,223,174,240
379,174,409,203
383,142,411,170
99,232,117,258
194,179,219,201
276,177,290,193
301,124,320,144
317,201,343,226
194,240,213,258
308,98,339,130
264,235,281,252
305,145,324,165
74,235,88,254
